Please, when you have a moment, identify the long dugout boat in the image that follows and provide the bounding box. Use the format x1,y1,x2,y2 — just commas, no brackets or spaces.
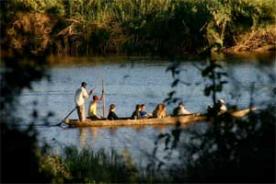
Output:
64,108,254,128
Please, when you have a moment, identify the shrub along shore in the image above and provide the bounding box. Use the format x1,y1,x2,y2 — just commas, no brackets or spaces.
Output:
1,0,275,58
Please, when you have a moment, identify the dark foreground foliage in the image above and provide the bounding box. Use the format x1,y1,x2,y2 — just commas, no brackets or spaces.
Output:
0,123,50,183
169,107,275,183
61,147,139,183
154,58,276,183
0,45,51,182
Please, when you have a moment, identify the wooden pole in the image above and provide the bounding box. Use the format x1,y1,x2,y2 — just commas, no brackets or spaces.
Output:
56,106,76,126
102,80,105,118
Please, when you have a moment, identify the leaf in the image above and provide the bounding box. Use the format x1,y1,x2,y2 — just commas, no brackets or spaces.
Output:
195,82,201,86
220,80,228,85
172,98,180,103
165,136,171,149
165,65,173,72
220,72,228,76
158,133,165,139
180,80,191,86
214,63,222,68
175,70,180,75
217,73,222,79
204,85,212,96
216,84,222,92
168,91,176,97
202,66,211,76
171,79,179,87
157,162,165,170
163,98,170,103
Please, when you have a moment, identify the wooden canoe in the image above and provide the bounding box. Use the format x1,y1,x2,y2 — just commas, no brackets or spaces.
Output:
64,108,254,128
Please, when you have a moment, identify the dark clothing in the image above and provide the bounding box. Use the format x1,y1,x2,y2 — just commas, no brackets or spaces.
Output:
207,105,217,116
131,110,141,119
107,111,119,120
207,102,224,116
173,107,180,116
88,115,102,120
140,111,147,118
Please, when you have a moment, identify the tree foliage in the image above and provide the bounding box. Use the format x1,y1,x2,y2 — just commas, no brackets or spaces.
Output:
1,0,275,56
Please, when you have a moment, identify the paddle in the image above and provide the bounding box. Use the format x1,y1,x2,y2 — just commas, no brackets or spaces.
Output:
55,106,77,126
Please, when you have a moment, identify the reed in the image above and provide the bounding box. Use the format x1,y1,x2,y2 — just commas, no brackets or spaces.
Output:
2,0,275,56
40,146,140,183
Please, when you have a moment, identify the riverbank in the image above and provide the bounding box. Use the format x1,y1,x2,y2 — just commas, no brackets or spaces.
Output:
1,0,275,58
45,52,275,67
223,25,276,54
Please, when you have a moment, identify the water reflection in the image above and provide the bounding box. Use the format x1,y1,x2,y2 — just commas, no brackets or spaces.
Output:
79,127,99,149
79,128,89,149
108,128,117,136
78,124,188,149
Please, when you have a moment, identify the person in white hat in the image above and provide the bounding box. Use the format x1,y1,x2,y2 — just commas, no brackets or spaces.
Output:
173,102,192,116
218,99,227,113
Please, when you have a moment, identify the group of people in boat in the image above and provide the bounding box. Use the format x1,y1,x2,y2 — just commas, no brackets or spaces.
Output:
74,82,227,122
130,103,167,119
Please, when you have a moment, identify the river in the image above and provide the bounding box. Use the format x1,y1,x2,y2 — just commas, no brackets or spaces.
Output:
18,56,275,165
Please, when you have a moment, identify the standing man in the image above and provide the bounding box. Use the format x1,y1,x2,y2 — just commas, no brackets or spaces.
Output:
75,82,93,121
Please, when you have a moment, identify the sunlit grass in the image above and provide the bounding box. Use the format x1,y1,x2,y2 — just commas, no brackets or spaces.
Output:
2,0,275,56
40,147,140,183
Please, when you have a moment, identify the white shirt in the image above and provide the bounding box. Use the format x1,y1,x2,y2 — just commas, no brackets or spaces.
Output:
220,104,227,112
75,87,89,106
178,105,191,115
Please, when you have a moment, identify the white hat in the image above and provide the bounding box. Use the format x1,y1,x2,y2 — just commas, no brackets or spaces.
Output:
219,99,225,104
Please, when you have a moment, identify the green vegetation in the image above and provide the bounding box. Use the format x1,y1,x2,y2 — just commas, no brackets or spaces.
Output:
1,0,275,57
39,147,140,183
1,2,275,182
0,50,50,182
155,60,276,182
150,106,275,182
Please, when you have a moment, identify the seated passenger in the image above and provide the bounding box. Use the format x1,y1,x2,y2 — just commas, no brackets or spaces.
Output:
217,99,227,113
107,104,119,120
207,99,228,116
140,104,151,118
173,102,191,116
131,104,142,119
88,91,103,120
152,103,167,119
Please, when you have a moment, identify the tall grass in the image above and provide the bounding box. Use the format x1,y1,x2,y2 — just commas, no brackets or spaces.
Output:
1,0,275,56
40,147,142,183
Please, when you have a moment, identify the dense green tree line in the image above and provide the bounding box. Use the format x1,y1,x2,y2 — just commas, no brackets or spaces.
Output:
1,0,275,56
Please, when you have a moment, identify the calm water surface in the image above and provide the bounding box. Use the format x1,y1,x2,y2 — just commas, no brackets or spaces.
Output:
18,57,276,165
